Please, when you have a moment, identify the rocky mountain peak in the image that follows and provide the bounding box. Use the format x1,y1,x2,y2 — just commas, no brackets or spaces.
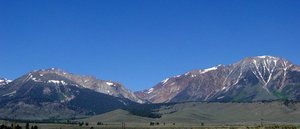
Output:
237,56,293,68
35,68,71,76
20,68,143,103
136,55,300,103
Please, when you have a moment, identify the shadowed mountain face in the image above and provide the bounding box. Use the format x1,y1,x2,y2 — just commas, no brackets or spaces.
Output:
0,69,137,120
136,56,300,103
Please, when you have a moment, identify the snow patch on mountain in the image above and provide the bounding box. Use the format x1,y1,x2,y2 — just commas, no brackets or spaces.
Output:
106,82,114,86
221,87,226,90
2,90,16,97
161,78,169,84
0,78,12,85
147,88,154,94
257,55,279,59
175,75,181,78
48,80,67,85
200,66,218,74
217,96,225,99
31,77,43,82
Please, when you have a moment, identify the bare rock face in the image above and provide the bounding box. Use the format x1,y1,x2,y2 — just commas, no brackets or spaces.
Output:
135,75,195,103
136,56,300,103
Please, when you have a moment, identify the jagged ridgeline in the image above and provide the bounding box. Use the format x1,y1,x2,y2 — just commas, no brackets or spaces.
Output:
136,56,300,103
1,55,300,120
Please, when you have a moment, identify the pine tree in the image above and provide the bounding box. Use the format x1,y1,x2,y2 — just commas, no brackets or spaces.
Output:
26,123,29,129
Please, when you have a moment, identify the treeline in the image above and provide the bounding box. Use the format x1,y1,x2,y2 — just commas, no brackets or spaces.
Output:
0,119,77,124
0,123,38,129
124,103,174,118
123,99,300,118
257,125,297,129
166,99,300,104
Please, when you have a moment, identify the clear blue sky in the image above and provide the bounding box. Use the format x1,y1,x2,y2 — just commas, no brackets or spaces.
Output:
0,0,299,91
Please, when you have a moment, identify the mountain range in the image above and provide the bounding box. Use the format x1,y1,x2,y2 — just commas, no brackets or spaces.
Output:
136,56,300,103
0,68,138,120
1,55,300,120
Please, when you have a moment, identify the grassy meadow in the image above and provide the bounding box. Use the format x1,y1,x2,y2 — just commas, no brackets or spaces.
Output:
2,102,300,129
